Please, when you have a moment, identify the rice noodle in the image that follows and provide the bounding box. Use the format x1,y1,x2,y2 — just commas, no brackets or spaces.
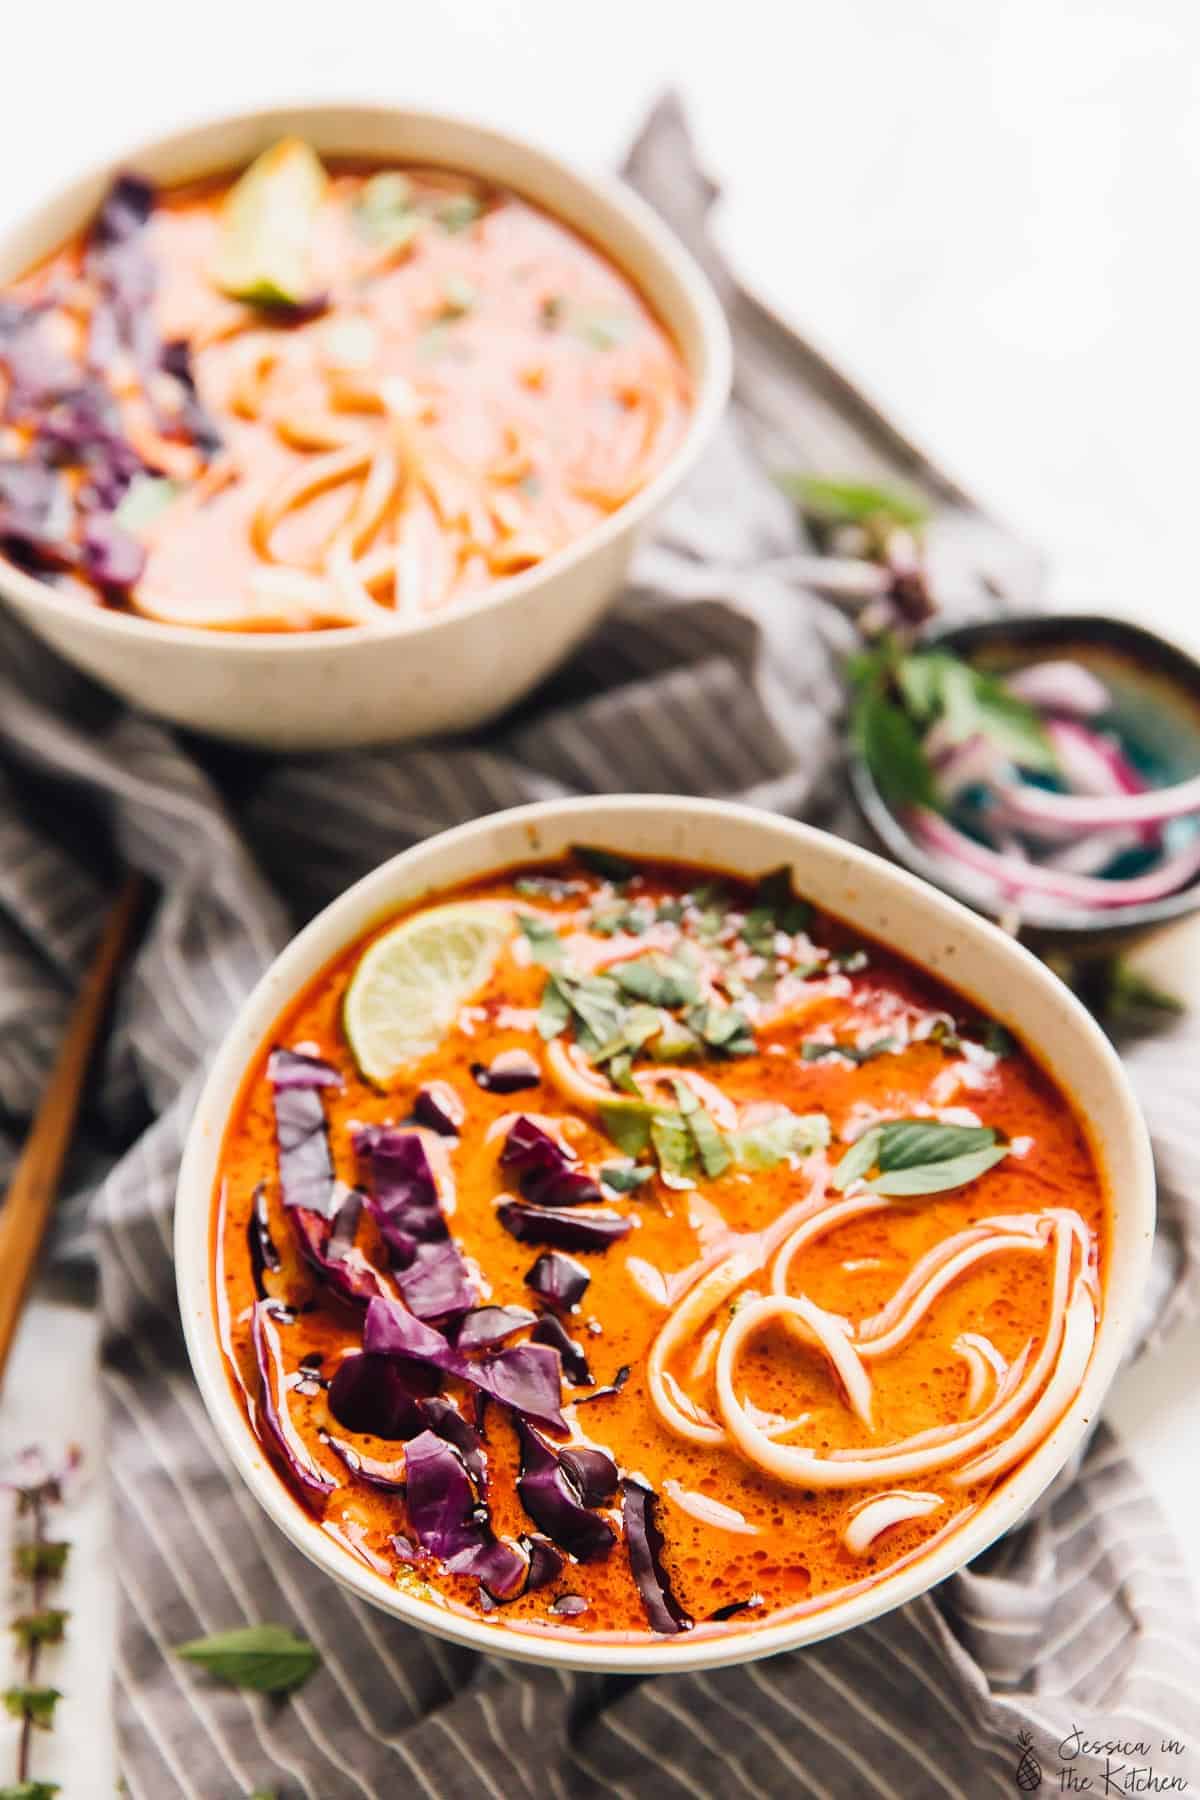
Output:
955,1332,1009,1414
842,1491,943,1556
645,1202,1096,1494
662,1480,761,1535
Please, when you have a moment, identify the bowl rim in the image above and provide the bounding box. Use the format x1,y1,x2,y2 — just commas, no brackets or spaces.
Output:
175,794,1155,1674
0,99,732,655
850,611,1200,938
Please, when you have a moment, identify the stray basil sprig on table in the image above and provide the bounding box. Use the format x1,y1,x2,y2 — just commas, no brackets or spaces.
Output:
174,1622,321,1696
833,1119,1008,1197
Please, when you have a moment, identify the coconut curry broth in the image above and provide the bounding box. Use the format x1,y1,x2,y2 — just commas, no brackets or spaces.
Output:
214,854,1105,1638
3,146,690,628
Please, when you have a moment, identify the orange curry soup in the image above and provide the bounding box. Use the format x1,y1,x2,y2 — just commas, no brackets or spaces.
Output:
0,141,689,628
213,851,1106,1643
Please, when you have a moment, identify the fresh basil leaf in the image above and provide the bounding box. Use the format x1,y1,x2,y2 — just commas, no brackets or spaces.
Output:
938,659,1057,773
600,1163,655,1194
543,971,626,1053
12,1542,68,1581
896,652,950,723
175,1623,320,1695
832,1128,882,1191
613,955,700,1009
870,1144,1009,1197
518,913,564,967
671,1079,731,1179
656,899,685,925
604,1053,639,1094
853,688,938,810
876,1120,998,1171
572,844,636,882
780,473,930,530
727,1111,831,1169
599,1102,653,1158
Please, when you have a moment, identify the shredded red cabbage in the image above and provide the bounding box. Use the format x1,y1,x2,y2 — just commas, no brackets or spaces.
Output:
326,1351,429,1439
413,1081,465,1137
525,1251,590,1309
454,1305,537,1351
531,1314,593,1386
252,1303,335,1510
355,1126,475,1322
515,1419,617,1562
269,1048,342,1220
501,1116,603,1207
403,1430,525,1597
621,1478,692,1635
363,1297,567,1433
497,1200,633,1251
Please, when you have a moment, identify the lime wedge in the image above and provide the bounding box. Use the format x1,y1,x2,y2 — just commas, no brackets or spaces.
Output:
212,138,327,307
343,901,513,1086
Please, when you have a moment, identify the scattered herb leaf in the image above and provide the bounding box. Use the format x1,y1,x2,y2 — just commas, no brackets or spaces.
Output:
572,845,636,882
2,1690,60,1731
175,1623,320,1696
599,1163,655,1194
518,913,564,967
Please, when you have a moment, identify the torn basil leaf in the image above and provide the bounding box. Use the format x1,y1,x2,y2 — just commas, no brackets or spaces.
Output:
600,1163,654,1194
612,954,701,1010
726,1111,830,1169
518,913,564,967
175,1622,320,1695
670,1080,731,1179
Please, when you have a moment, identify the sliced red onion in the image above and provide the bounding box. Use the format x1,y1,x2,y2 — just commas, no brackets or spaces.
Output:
497,1201,634,1250
929,731,1010,803
1045,718,1145,800
1041,829,1144,878
252,1303,335,1510
995,769,1200,835
910,808,1200,910
1005,660,1110,717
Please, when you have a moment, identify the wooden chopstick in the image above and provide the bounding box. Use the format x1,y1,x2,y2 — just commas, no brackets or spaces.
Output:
0,874,145,1382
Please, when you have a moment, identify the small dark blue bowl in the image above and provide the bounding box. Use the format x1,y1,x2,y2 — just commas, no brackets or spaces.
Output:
848,613,1200,952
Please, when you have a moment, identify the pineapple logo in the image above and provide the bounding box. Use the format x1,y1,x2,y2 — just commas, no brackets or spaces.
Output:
1015,1730,1042,1791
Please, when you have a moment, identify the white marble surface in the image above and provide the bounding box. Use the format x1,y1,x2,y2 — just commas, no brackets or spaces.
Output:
2,4,1199,1790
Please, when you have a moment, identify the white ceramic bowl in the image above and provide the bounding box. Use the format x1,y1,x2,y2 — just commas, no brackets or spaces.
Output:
175,797,1155,1674
0,106,730,749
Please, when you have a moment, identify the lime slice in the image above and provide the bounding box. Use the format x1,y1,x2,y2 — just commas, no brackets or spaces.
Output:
212,137,326,307
344,901,513,1086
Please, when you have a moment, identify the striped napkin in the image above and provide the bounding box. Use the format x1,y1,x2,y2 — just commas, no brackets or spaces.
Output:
2,95,1198,1798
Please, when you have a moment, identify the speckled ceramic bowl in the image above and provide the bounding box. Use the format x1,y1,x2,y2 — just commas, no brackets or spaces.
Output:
175,795,1154,1673
0,104,730,749
850,613,1200,953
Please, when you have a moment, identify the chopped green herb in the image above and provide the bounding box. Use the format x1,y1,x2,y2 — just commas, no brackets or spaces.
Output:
687,1002,756,1058
671,1080,731,1178
613,954,701,1010
175,1623,320,1696
727,1111,830,1170
0,1782,62,1798
750,867,813,935
590,902,654,937
2,1688,61,1730
439,274,477,319
832,948,869,974
800,1036,900,1066
599,1102,654,1158
10,1610,68,1650
926,1017,963,1052
517,913,564,967
113,475,183,535
600,1163,655,1194
354,172,421,251
646,1014,703,1062
572,845,637,882
514,874,579,900
539,294,565,328
592,1004,661,1067
536,976,572,1041
572,309,631,350
437,194,483,233
649,1110,696,1184
982,1021,1016,1056
605,1053,639,1094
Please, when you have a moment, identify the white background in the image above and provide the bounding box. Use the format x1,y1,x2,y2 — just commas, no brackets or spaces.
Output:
2,2,1199,1788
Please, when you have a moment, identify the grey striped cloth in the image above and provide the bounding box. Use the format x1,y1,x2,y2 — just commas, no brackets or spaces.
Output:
3,96,1198,1798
